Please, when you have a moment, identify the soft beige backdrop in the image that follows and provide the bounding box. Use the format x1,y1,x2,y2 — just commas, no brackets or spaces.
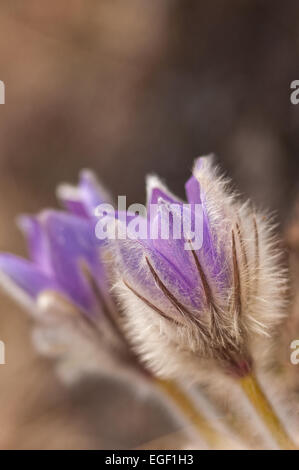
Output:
0,0,298,449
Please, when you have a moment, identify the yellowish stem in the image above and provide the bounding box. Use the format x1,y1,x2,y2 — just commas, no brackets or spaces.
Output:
239,373,296,450
155,378,231,449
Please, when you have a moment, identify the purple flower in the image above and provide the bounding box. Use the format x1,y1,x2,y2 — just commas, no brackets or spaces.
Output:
0,170,111,315
109,156,287,380
0,171,145,383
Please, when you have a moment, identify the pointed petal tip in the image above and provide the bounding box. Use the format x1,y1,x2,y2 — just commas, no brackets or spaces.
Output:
79,168,97,182
0,267,36,314
56,183,90,218
193,154,212,170
146,174,163,191
146,174,182,206
0,253,57,297
16,214,36,234
185,154,216,202
36,209,63,231
192,154,216,175
0,254,48,314
56,182,80,201
79,169,113,207
146,174,169,194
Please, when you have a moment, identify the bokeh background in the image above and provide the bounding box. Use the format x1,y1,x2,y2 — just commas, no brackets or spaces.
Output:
0,0,298,449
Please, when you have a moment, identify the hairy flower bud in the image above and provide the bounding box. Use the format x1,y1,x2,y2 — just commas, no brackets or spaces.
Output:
110,156,288,381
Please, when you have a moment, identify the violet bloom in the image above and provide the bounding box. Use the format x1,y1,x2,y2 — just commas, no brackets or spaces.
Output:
0,171,145,383
109,156,287,381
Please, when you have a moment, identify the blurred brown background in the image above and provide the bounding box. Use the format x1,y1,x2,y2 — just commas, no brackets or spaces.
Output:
0,0,298,449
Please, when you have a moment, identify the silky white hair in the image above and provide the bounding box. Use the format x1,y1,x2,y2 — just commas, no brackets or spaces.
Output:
112,156,288,382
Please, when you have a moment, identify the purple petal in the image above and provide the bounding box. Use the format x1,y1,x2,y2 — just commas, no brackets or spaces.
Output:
58,188,90,218
39,211,106,313
112,224,202,319
145,243,202,312
147,176,181,207
0,253,59,299
185,175,202,205
186,158,231,288
185,158,209,204
17,215,52,274
79,170,112,215
148,187,180,206
57,170,112,218
150,200,201,290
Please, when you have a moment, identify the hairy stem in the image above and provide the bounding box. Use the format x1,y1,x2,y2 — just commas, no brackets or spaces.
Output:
155,379,232,449
239,373,296,450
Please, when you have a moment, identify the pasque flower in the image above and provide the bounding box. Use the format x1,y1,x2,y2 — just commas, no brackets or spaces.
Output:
109,156,295,449
0,158,295,449
0,170,147,383
111,156,285,378
0,168,230,449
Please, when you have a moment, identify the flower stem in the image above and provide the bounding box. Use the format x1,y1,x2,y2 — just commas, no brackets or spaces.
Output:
155,378,230,449
239,373,296,450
